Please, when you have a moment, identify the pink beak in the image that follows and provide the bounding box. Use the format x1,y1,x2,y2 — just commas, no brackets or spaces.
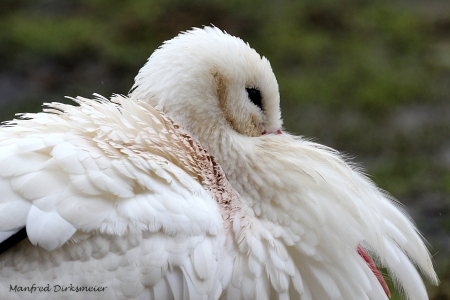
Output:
262,129,282,135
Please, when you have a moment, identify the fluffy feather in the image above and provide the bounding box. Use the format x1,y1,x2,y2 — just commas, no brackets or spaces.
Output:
0,26,438,299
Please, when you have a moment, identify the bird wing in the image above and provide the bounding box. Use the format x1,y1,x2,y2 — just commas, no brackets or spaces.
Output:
229,134,438,300
0,95,227,299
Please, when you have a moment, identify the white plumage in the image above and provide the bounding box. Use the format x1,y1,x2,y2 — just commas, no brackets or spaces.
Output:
0,27,438,299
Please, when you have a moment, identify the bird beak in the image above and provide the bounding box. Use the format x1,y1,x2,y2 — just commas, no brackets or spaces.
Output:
262,129,282,135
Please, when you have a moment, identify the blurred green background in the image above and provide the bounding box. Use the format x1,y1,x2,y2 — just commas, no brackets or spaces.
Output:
1,0,449,298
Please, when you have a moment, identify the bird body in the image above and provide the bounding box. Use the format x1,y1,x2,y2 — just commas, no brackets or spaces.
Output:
0,27,438,299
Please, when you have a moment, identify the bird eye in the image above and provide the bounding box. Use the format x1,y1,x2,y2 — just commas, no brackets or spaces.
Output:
246,87,263,111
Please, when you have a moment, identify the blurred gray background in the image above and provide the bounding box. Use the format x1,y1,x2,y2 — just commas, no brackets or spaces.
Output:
1,0,449,298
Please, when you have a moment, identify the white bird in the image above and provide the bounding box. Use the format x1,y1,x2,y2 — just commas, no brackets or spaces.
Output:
0,27,438,300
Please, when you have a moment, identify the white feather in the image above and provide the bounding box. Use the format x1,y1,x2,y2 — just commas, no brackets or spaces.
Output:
26,206,76,251
0,230,18,243
0,26,438,300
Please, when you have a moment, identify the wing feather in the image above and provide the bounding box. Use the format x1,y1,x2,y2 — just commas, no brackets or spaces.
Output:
261,135,437,297
26,206,76,251
0,95,226,299
225,134,437,299
0,199,30,230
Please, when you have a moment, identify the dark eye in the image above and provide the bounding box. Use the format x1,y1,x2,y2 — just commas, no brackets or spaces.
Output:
246,87,263,111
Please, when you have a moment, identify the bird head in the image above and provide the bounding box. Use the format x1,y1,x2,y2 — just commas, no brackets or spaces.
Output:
130,26,283,144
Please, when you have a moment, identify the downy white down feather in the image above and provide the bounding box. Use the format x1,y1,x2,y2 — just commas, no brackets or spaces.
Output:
0,26,438,300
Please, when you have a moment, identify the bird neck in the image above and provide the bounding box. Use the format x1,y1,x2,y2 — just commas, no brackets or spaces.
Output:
197,130,276,218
